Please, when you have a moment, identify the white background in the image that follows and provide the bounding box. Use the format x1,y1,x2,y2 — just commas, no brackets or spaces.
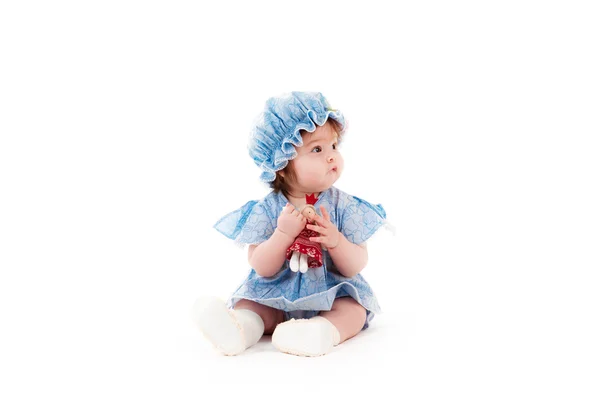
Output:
1,1,599,397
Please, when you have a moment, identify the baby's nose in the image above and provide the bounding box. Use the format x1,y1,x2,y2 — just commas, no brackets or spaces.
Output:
327,155,335,162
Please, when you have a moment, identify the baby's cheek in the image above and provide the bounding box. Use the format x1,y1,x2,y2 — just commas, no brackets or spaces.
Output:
299,170,322,185
336,158,345,174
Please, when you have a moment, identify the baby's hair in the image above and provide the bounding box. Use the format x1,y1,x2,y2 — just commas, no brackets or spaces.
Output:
270,119,343,196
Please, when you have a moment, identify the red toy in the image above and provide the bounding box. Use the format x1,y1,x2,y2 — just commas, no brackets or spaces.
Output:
286,194,323,273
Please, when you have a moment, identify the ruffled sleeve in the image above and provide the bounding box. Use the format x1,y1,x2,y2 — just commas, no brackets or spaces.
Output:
340,195,387,245
213,200,276,245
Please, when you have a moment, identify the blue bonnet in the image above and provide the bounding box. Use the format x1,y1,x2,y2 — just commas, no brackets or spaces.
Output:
248,92,347,182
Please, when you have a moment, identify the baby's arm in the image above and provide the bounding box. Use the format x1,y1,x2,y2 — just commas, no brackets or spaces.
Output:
328,237,368,278
247,230,295,277
248,203,306,277
307,206,368,278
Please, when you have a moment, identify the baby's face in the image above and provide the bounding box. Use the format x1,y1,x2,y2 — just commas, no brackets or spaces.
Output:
288,122,344,193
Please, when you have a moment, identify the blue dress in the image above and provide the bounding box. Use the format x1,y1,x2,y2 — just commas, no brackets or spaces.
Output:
213,186,387,329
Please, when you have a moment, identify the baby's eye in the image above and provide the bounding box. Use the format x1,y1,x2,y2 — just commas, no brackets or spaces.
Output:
311,146,322,153
332,143,337,150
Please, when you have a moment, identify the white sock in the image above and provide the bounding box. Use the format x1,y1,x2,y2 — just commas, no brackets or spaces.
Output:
233,309,264,348
311,316,341,346
272,316,341,357
192,297,264,355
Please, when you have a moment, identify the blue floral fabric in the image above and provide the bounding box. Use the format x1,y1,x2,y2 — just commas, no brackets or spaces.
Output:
213,186,386,328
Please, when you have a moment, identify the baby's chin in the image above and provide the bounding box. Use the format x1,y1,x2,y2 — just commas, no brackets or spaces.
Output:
317,175,341,191
328,170,341,184
299,173,341,192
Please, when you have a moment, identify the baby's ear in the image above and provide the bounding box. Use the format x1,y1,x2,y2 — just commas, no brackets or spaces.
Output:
277,170,285,178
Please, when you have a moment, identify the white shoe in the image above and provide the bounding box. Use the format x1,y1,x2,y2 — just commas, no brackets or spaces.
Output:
192,297,264,356
272,316,340,357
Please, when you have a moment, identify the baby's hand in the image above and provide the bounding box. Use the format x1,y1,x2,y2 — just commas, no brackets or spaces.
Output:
277,203,307,239
307,206,341,249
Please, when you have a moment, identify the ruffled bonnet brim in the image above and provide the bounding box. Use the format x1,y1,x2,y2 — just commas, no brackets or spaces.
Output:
248,92,347,183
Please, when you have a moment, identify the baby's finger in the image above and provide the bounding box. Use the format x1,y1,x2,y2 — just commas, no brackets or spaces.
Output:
320,206,330,222
306,224,325,234
312,214,327,227
291,209,300,217
309,236,324,243
311,214,322,226
282,203,292,214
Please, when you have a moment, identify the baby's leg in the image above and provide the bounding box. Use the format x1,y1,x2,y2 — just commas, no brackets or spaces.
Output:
271,297,366,356
234,299,285,334
319,297,367,343
193,297,283,355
